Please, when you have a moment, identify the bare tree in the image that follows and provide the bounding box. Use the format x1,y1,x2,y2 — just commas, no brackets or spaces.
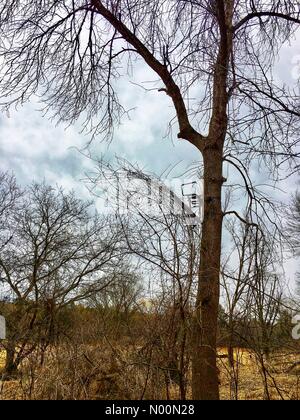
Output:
286,191,300,293
0,172,20,216
89,266,144,339
221,217,297,400
0,181,123,378
0,1,300,399
288,192,300,251
120,211,199,400
0,172,22,246
220,220,255,400
86,159,201,399
244,234,284,400
0,172,22,375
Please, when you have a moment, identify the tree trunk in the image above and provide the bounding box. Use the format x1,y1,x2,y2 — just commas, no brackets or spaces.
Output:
191,0,234,398
192,147,224,400
3,341,18,380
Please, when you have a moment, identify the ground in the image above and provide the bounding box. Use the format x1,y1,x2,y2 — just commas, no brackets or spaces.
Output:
218,348,300,400
0,347,299,400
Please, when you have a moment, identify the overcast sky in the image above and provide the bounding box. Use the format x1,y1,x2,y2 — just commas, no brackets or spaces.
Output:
0,30,299,288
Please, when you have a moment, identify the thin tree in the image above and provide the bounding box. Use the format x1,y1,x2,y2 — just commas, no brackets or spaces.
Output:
288,192,300,252
0,181,123,378
0,1,300,399
0,172,22,248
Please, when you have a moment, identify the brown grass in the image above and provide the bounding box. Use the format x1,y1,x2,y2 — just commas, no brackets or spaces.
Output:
0,350,5,369
218,348,300,400
0,346,299,400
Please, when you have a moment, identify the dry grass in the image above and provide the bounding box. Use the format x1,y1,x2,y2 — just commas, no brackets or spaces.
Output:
0,346,299,400
0,350,5,369
218,348,300,400
0,349,23,400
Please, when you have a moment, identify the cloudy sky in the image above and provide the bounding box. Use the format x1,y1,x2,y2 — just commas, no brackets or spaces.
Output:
0,29,299,287
0,33,299,189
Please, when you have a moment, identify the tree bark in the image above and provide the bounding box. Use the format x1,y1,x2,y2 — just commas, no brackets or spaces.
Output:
192,147,224,400
191,1,234,399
